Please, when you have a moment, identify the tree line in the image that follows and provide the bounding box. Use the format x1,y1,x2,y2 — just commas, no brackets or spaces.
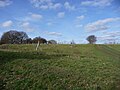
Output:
0,30,97,45
0,30,57,45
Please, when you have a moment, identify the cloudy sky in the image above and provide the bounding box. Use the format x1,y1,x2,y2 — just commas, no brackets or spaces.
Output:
0,0,120,44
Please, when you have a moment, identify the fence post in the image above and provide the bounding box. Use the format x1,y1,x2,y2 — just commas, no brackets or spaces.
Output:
36,41,40,51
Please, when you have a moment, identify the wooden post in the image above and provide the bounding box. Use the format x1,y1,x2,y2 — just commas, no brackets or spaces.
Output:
36,41,40,51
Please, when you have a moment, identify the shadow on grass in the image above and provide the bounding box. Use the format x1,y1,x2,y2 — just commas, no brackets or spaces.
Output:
0,50,68,90
0,50,67,65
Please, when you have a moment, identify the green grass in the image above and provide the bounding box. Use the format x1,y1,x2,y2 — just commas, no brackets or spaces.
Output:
0,44,120,90
107,44,120,52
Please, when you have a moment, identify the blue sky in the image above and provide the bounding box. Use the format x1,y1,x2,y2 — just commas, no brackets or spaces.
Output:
0,0,120,44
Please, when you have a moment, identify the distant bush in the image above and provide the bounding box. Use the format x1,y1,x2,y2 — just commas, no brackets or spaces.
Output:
32,36,47,44
48,40,57,44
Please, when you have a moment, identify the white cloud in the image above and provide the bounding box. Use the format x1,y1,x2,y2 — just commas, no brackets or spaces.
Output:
49,3,62,9
81,0,113,7
0,0,12,7
30,0,51,6
39,5,48,9
57,12,65,18
64,2,75,11
97,31,120,43
17,13,43,22
30,0,62,10
85,17,120,32
30,0,76,11
103,31,120,37
45,31,62,36
76,15,85,20
1,20,13,28
21,22,34,32
21,22,29,27
31,13,43,19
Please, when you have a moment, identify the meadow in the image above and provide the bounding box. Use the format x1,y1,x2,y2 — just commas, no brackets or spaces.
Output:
0,44,120,90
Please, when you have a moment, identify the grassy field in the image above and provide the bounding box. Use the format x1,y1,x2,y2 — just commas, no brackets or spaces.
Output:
0,44,120,90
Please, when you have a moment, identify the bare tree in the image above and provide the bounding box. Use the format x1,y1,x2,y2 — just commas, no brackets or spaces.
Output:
0,30,29,44
19,31,29,44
